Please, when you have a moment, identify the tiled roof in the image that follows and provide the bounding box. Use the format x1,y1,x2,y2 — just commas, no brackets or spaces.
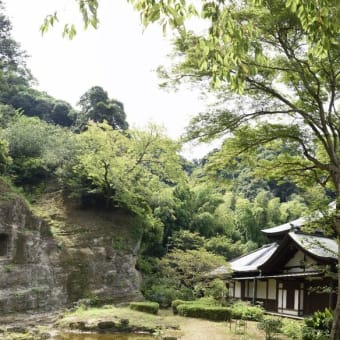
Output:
261,217,305,235
289,232,337,260
230,243,279,272
230,232,336,273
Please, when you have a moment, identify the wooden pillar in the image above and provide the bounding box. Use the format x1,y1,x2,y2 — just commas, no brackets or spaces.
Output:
253,278,256,305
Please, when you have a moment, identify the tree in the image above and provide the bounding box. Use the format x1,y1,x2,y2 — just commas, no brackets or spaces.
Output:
2,115,74,186
0,1,29,76
63,121,184,239
40,0,340,336
138,1,340,336
168,230,205,251
205,235,246,261
77,86,128,131
158,248,228,289
50,100,76,127
0,1,32,108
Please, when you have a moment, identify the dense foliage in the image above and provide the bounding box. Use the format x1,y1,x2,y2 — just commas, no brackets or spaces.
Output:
0,1,331,322
230,301,264,321
302,308,333,340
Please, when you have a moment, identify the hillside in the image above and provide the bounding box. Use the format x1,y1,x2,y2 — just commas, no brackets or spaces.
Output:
0,179,142,313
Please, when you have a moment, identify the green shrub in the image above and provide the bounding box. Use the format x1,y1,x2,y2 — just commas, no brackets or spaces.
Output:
204,278,229,303
172,297,221,315
193,296,220,306
177,304,232,321
257,318,283,340
144,284,178,308
129,301,159,315
231,301,264,321
143,282,195,308
171,299,191,314
302,308,333,340
281,319,303,339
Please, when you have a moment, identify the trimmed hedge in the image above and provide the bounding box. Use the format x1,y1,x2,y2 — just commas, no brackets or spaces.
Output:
171,297,218,315
129,301,159,315
177,304,232,321
171,300,192,314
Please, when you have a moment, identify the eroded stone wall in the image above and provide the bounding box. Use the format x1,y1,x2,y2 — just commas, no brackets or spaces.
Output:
0,189,66,312
0,182,142,313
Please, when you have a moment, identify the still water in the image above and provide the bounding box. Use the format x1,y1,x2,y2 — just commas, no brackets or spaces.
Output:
54,333,155,340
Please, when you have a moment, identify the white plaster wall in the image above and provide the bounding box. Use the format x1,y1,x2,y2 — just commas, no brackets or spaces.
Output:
284,250,317,272
229,282,234,297
257,280,267,299
268,279,276,299
248,281,254,298
235,281,241,298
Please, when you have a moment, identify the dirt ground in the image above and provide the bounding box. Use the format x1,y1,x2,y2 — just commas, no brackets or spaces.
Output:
159,311,267,340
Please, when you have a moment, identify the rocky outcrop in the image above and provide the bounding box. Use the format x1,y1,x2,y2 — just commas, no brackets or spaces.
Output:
54,201,143,304
0,181,142,313
0,182,66,313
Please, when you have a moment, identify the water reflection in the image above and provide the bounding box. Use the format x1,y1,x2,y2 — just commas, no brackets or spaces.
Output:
55,333,154,340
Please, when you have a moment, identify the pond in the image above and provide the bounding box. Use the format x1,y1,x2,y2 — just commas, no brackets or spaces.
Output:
54,333,155,340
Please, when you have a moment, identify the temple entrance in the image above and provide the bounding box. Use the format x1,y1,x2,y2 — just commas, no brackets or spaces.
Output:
278,283,287,312
277,281,304,316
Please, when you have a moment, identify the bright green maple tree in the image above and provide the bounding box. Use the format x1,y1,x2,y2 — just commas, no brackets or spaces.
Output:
66,121,185,232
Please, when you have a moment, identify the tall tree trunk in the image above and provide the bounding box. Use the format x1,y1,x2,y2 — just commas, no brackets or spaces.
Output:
330,199,340,339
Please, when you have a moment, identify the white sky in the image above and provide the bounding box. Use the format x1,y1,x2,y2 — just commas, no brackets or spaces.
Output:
4,0,216,159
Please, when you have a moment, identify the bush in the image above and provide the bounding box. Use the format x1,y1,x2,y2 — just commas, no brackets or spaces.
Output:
302,308,333,340
143,280,195,308
204,278,229,303
171,299,191,314
231,301,264,321
129,301,159,315
177,304,232,321
257,318,283,340
144,284,178,308
281,319,303,339
171,297,217,314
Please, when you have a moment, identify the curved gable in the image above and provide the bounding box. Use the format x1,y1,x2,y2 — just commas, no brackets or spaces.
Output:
259,232,336,274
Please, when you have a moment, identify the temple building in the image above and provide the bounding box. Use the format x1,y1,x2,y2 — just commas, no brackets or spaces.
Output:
228,217,337,316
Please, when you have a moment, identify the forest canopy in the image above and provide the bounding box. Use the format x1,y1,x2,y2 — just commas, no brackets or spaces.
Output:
0,0,328,267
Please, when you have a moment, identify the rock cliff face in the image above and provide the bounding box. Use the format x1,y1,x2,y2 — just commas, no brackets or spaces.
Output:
0,181,142,313
0,182,66,313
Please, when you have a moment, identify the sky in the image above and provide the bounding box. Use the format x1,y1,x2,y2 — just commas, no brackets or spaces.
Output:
4,0,216,159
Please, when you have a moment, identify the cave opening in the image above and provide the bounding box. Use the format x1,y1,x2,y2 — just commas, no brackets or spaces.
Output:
0,234,9,256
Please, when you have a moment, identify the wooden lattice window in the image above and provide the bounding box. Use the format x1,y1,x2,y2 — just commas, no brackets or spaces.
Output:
0,234,9,256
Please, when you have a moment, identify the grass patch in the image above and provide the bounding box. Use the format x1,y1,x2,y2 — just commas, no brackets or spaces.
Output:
56,305,285,339
57,305,178,331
